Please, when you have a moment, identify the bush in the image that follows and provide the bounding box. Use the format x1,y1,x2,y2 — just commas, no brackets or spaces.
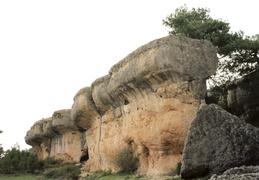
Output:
175,162,182,175
43,162,81,180
0,148,39,174
0,148,81,179
85,170,112,180
113,148,139,173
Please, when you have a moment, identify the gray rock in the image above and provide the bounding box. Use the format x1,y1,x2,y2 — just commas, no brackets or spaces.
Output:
25,109,77,146
181,104,259,179
227,70,259,128
25,117,53,146
71,87,100,130
91,35,218,114
209,165,259,180
52,109,77,134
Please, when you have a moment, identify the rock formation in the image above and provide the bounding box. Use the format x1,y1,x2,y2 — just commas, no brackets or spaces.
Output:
181,104,259,179
209,165,259,180
25,109,88,162
227,70,259,127
25,35,218,175
206,70,259,128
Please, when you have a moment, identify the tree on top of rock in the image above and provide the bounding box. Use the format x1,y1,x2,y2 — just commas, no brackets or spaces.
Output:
163,5,259,86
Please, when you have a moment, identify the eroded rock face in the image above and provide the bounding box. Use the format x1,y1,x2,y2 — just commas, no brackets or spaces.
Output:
25,109,88,162
74,36,218,175
181,104,259,179
26,35,218,175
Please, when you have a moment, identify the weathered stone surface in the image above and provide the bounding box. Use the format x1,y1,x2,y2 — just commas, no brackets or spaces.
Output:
76,36,218,175
227,70,259,127
26,35,218,175
25,109,88,162
209,165,259,180
91,36,217,114
181,104,259,179
71,87,100,130
82,84,198,174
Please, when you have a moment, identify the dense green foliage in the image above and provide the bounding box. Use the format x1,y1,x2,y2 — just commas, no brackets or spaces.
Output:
0,130,3,157
206,85,228,108
163,5,259,84
0,147,81,179
113,148,139,173
0,175,56,180
0,148,38,174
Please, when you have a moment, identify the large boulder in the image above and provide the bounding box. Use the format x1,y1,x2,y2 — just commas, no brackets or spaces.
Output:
181,104,259,179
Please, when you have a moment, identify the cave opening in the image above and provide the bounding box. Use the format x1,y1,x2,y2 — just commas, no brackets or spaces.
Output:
80,152,89,163
124,99,129,105
142,144,150,157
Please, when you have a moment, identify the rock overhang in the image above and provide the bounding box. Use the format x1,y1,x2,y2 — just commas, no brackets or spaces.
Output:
25,109,75,146
89,35,218,115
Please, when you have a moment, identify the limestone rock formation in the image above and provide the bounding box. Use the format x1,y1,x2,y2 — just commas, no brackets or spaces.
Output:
25,35,218,175
181,104,259,179
25,109,88,162
209,165,259,180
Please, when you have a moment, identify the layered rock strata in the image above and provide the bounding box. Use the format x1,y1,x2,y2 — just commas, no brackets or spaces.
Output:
25,109,88,162
181,104,259,179
25,35,218,175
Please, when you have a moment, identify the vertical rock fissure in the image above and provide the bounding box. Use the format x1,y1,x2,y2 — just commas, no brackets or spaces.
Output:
98,116,104,169
80,131,86,151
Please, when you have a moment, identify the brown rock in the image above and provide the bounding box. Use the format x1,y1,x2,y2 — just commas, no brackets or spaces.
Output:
25,109,88,162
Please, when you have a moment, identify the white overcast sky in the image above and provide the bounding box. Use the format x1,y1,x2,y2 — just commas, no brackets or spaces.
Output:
0,0,258,150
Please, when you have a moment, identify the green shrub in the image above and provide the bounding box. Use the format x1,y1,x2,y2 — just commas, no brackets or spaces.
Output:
85,170,112,180
113,148,139,173
175,162,182,175
43,163,81,180
0,148,39,174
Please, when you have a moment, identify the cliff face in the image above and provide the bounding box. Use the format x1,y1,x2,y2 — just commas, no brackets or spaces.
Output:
227,70,259,127
25,109,87,162
25,36,218,175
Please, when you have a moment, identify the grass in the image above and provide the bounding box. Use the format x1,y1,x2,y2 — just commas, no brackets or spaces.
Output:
84,171,138,180
0,175,56,180
84,173,183,180
93,173,136,180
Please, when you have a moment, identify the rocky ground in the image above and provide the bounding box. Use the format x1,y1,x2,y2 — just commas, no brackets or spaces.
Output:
209,165,259,180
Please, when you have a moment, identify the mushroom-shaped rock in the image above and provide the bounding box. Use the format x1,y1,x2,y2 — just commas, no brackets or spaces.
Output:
91,35,218,113
25,117,53,146
71,87,100,130
52,109,77,134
